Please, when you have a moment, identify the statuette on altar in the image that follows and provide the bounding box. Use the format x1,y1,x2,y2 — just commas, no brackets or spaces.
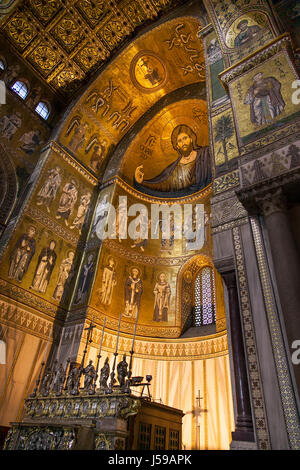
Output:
99,357,110,393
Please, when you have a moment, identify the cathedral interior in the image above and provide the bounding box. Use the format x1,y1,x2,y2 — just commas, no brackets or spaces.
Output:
0,0,300,451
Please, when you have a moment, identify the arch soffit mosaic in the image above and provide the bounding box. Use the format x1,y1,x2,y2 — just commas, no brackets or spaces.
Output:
55,15,208,181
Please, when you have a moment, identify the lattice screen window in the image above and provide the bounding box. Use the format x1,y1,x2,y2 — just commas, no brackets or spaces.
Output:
194,267,216,326
11,80,28,99
138,422,152,450
169,429,180,450
154,425,166,450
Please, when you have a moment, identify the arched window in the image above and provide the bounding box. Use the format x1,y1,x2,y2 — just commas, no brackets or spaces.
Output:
194,266,216,326
11,80,28,99
35,101,50,120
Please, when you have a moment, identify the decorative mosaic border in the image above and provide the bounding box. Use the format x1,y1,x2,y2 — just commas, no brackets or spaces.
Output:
49,142,98,186
240,140,300,187
212,216,248,234
213,170,240,194
78,319,229,362
0,280,66,318
103,239,196,267
25,206,79,246
220,34,291,85
0,297,53,340
101,176,213,205
232,226,271,449
250,217,300,449
240,117,300,156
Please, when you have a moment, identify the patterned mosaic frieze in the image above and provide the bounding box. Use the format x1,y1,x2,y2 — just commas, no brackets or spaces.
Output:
24,394,141,421
239,139,300,187
213,170,240,194
211,194,247,228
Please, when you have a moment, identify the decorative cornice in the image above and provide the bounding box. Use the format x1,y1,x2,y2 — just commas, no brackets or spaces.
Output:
101,239,196,267
213,170,240,195
76,306,182,339
25,206,79,246
212,217,248,234
49,141,98,186
240,120,300,156
100,176,213,205
239,130,300,163
219,34,291,86
0,281,66,319
210,101,231,118
80,319,229,361
236,166,300,215
0,297,54,340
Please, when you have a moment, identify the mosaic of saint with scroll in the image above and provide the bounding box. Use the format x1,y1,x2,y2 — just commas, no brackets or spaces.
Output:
134,124,212,197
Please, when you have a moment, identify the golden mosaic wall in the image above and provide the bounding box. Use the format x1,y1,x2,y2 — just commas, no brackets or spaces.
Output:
119,98,209,186
0,144,97,313
58,17,206,175
203,0,278,65
71,178,214,338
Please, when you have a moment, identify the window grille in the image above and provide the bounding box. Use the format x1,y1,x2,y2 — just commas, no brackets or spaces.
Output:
194,267,216,326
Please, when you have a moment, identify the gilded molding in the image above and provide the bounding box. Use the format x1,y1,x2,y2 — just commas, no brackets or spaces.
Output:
219,34,292,86
101,176,213,205
25,205,79,246
0,297,53,340
73,317,229,361
49,141,98,186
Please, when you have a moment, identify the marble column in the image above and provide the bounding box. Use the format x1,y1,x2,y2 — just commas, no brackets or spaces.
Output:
256,188,300,394
223,271,254,442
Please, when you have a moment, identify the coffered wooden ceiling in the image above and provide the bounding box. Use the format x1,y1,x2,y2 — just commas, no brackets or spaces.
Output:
1,0,186,99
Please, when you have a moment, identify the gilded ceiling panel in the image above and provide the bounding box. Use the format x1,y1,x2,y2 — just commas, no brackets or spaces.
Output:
75,0,107,28
28,0,62,25
4,12,37,50
51,14,85,53
0,0,186,97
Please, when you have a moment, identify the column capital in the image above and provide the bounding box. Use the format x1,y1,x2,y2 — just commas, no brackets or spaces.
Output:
255,188,287,217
